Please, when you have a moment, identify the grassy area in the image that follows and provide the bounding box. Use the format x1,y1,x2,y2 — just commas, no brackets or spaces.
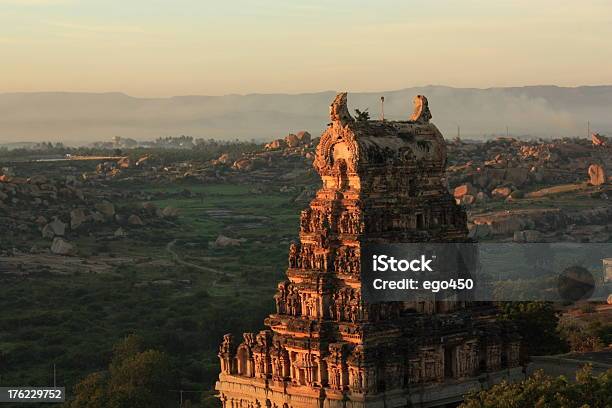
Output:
0,182,304,405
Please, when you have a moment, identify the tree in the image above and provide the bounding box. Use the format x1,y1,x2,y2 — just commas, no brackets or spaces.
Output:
354,108,370,122
106,349,173,408
461,366,612,408
68,372,108,408
66,335,176,408
499,302,567,355
559,316,609,353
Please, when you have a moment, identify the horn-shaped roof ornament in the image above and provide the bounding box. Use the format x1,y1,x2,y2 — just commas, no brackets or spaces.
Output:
329,92,354,126
410,95,432,123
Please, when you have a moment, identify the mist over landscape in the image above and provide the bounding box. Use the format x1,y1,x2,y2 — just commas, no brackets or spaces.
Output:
2,85,611,145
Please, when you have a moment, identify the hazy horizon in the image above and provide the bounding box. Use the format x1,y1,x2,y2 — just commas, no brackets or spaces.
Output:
2,84,612,145
2,83,612,99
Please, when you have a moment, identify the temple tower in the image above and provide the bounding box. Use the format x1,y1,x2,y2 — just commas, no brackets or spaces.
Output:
216,93,522,408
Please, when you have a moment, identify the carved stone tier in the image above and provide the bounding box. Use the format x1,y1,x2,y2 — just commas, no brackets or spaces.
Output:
216,93,523,408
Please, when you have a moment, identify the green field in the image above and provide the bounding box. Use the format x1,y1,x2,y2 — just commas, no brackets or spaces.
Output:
0,182,305,405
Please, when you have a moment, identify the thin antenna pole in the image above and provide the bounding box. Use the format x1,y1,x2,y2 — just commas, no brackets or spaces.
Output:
380,96,385,121
506,125,509,138
587,121,590,138
457,125,460,139
53,364,56,387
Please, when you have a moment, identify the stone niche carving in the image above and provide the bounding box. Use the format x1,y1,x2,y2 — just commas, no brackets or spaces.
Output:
289,351,321,387
270,340,290,380
384,360,404,389
367,302,402,322
219,334,235,374
506,341,521,367
329,287,361,322
287,242,299,268
325,343,348,390
337,209,363,235
299,207,333,234
333,246,360,276
454,341,479,378
252,331,273,379
287,242,329,272
273,282,302,316
485,343,502,371
301,292,322,319
407,346,444,384
347,346,372,394
236,333,256,377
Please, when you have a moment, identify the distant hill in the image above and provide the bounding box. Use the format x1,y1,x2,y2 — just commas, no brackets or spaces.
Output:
1,85,611,144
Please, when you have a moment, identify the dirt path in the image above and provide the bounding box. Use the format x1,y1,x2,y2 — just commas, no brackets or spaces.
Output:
165,239,225,274
165,240,236,288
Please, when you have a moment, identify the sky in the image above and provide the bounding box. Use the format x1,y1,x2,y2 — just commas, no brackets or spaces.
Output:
1,0,612,97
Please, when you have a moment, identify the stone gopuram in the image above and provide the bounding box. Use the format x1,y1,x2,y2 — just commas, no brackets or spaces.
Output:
216,93,523,408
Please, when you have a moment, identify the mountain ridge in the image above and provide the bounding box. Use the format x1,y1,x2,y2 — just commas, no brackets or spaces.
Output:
4,84,612,98
1,85,611,144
